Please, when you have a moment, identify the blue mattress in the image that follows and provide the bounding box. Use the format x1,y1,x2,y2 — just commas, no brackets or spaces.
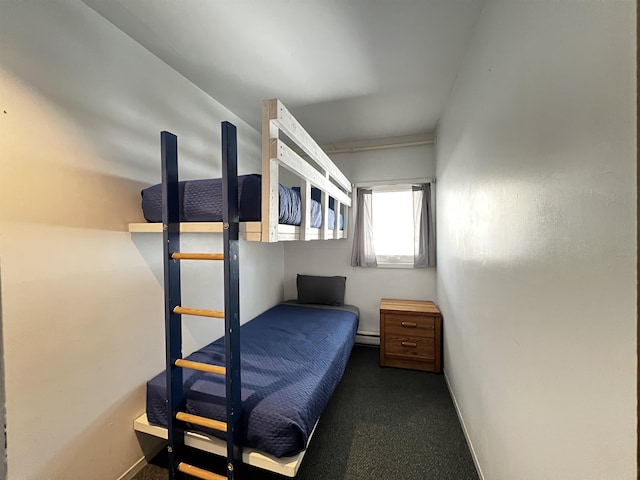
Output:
146,303,358,458
141,174,343,229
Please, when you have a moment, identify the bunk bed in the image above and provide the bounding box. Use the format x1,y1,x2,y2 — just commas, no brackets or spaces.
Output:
128,99,352,242
133,101,358,480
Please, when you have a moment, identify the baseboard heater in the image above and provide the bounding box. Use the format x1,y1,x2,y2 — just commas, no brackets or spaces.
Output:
356,330,380,346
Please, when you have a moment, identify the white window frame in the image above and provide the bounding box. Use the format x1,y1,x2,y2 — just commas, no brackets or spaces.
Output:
371,184,415,267
355,178,435,269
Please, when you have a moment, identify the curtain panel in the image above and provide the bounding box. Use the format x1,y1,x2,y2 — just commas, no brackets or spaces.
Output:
412,183,436,268
350,187,378,267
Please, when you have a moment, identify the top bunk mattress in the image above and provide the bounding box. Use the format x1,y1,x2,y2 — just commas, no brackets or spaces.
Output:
146,303,358,458
141,174,343,229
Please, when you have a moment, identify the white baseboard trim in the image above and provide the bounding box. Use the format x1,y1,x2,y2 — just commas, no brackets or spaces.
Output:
117,443,164,480
117,456,148,480
443,370,485,480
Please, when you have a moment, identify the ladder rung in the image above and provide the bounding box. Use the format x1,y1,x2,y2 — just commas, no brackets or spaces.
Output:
176,412,227,432
171,253,224,261
178,462,226,480
173,306,224,318
175,359,226,375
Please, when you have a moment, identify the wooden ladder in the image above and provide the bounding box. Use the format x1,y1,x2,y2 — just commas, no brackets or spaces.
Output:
161,122,242,480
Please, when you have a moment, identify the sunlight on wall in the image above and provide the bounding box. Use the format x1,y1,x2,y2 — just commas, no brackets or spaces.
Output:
0,69,146,232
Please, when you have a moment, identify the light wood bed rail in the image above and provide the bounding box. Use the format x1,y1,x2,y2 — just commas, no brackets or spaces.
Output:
262,99,352,242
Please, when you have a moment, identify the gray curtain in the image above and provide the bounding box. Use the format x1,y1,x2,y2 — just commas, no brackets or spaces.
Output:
350,188,378,267
413,184,436,268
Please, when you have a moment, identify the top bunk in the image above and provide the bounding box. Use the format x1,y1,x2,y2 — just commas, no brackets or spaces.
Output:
128,99,352,242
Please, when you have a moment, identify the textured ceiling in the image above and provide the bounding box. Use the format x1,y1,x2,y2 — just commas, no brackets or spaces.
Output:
84,0,484,144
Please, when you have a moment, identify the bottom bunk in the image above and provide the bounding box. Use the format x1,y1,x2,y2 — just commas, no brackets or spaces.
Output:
135,302,359,477
133,412,317,477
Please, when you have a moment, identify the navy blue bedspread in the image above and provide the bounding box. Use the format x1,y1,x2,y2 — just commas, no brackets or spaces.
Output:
146,303,358,458
141,174,342,229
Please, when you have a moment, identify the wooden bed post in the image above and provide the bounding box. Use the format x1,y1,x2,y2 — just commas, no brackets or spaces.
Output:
262,99,280,242
321,173,330,240
300,179,311,241
333,200,341,239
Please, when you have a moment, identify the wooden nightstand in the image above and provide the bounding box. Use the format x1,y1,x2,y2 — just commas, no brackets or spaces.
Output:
379,298,442,373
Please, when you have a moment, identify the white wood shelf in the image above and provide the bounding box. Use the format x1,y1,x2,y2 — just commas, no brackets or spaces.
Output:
128,222,345,242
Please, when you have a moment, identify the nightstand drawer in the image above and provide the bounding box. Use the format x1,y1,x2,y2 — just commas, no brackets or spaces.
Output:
384,335,435,360
384,314,434,337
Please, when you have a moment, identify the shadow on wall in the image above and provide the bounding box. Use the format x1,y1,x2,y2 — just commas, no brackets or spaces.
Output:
0,1,234,184
30,386,153,480
1,1,262,237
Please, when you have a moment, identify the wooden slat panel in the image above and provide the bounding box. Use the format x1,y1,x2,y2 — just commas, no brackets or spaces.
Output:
176,412,227,432
267,99,351,192
300,180,311,241
128,222,223,233
244,221,262,233
333,200,341,239
130,222,345,241
178,462,226,480
129,222,255,234
245,232,262,242
262,99,281,242
275,225,346,241
271,139,351,207
175,359,226,375
320,189,330,240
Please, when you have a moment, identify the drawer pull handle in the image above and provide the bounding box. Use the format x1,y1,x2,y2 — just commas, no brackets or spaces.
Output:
401,341,417,348
401,321,417,328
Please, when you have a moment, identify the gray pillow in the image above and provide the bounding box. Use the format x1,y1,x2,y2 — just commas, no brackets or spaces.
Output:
297,274,346,306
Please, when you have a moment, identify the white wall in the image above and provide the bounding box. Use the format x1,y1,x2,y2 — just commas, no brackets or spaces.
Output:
436,2,636,479
0,2,283,479
283,145,436,335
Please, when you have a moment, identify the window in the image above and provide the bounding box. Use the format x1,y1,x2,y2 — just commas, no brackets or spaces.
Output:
350,182,436,268
371,186,414,265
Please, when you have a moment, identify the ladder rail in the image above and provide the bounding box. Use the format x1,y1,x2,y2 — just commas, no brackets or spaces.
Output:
162,123,243,480
222,121,242,479
161,131,185,480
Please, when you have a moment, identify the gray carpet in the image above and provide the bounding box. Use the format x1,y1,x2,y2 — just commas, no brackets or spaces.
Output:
133,345,479,480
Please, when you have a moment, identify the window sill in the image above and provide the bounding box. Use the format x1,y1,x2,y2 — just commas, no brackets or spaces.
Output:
374,263,416,269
